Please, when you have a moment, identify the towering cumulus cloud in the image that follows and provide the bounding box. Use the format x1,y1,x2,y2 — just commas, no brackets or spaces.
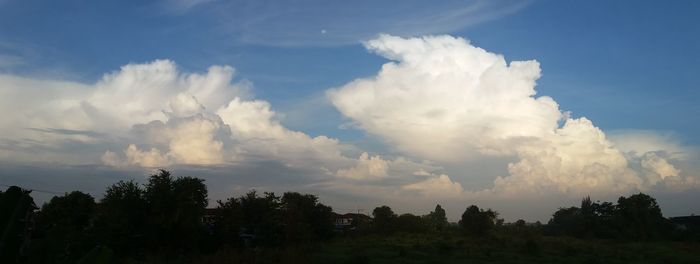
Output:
0,59,398,179
91,60,351,168
329,34,691,196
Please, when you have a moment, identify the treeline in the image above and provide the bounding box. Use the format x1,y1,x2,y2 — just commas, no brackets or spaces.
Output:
1,170,698,263
1,170,339,263
546,195,674,240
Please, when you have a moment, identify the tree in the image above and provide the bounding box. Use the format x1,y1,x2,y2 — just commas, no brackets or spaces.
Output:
32,191,96,262
172,176,208,247
372,206,397,233
592,201,617,238
0,186,36,262
615,193,668,239
397,213,426,233
547,207,582,236
213,197,243,247
459,205,497,236
94,180,147,257
280,192,334,244
143,170,208,254
547,194,668,239
239,191,282,247
425,204,448,231
306,198,334,241
143,169,176,252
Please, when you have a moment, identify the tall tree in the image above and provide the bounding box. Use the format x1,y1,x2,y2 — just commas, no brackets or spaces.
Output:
0,186,36,262
397,213,426,233
615,193,668,239
459,205,497,236
426,204,448,231
94,180,147,257
214,197,243,247
32,191,96,263
280,192,334,244
547,206,582,237
143,170,208,254
372,205,397,234
239,191,282,247
172,176,208,249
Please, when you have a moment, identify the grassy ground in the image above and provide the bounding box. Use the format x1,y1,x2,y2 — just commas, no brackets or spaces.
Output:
310,232,700,264
105,232,700,263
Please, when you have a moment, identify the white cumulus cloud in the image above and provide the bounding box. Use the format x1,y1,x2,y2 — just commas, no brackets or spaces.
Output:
0,59,415,179
329,34,691,196
0,37,696,206
336,152,389,180
403,173,465,199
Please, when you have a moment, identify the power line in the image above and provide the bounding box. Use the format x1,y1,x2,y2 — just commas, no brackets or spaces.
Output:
0,184,65,195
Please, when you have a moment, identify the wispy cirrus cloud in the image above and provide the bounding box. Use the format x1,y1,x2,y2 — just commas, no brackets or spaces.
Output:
164,0,530,46
0,41,39,70
160,0,217,14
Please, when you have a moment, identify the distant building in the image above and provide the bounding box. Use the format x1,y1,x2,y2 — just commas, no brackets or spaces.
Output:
202,208,220,226
333,212,371,232
669,215,700,231
200,208,256,247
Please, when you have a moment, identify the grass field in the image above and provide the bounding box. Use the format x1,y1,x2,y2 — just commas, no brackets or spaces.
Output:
308,232,700,264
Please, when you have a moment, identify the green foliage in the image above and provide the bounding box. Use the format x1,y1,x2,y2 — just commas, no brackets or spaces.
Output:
615,193,669,239
396,213,426,233
459,205,497,236
311,232,700,264
547,193,670,240
4,173,698,263
143,170,208,254
212,197,243,247
424,204,448,231
372,205,397,233
281,192,335,243
94,180,147,257
239,190,283,247
547,206,582,236
0,186,36,262
32,191,96,263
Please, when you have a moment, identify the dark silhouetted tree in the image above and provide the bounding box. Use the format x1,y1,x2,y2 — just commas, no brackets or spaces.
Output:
143,170,208,254
547,194,668,239
280,192,334,244
515,219,526,228
239,190,282,247
396,213,426,233
372,206,397,233
425,204,448,231
172,176,208,249
0,186,36,262
547,206,582,236
32,191,96,263
213,197,243,247
615,193,668,239
459,205,497,236
94,180,147,257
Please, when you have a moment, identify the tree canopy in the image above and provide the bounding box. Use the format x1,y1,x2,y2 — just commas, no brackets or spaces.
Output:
2,170,697,263
459,205,498,236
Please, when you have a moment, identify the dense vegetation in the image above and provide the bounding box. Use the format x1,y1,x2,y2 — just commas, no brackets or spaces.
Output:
1,169,699,263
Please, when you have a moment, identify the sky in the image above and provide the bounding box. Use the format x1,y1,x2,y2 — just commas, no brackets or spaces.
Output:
1,0,699,221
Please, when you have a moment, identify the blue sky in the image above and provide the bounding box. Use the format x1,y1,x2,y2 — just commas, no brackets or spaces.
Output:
2,0,698,145
1,0,699,220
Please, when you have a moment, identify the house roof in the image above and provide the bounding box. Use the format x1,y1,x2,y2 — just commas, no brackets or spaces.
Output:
669,215,700,226
333,212,371,219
